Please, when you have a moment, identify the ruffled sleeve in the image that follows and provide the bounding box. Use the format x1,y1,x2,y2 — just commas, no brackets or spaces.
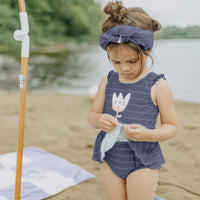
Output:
107,70,118,84
152,74,166,86
107,70,114,78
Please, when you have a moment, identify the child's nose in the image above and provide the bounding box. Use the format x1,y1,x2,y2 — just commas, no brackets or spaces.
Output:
121,65,130,71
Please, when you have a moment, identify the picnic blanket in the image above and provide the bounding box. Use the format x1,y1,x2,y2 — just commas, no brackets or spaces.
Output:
0,147,95,200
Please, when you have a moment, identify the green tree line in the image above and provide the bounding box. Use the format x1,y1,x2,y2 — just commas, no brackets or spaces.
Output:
158,26,200,39
0,0,200,49
0,0,103,47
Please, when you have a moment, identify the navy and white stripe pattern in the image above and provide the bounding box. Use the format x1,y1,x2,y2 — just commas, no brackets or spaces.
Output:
104,142,147,178
92,70,166,178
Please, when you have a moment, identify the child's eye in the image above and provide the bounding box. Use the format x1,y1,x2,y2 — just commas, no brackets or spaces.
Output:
129,60,136,63
114,62,120,65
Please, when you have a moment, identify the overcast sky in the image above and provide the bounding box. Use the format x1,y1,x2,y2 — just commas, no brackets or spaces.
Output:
100,0,200,27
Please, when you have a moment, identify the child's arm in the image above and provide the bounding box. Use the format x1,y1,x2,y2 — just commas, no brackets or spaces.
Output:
87,76,118,133
124,79,179,142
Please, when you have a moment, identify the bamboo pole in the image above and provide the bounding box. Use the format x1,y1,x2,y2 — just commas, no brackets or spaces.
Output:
18,0,26,12
14,0,29,199
15,58,28,200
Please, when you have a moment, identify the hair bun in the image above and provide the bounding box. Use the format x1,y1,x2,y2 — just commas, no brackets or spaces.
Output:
104,1,127,22
151,19,161,32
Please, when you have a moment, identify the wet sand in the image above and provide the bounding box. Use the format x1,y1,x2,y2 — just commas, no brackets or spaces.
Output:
0,91,199,200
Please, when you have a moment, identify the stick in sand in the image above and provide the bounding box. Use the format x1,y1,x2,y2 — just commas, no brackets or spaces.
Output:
13,0,30,199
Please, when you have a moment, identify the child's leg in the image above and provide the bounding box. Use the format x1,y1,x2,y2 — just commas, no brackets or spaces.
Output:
101,160,127,200
126,168,158,200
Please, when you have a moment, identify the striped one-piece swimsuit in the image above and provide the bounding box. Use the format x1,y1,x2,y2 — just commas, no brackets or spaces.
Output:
92,70,166,178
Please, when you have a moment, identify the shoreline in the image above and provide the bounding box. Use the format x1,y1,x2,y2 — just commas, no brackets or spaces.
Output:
1,89,200,105
0,90,199,200
0,42,98,55
1,38,200,55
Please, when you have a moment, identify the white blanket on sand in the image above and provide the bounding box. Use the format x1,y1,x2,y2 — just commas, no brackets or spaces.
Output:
0,147,94,200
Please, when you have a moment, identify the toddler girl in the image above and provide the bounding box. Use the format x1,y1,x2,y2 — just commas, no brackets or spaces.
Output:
88,1,178,200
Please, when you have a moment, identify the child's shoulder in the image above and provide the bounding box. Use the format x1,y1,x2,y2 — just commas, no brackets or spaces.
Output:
150,72,166,86
99,75,108,89
150,71,170,94
152,74,171,96
98,70,118,89
153,77,168,89
151,73,173,106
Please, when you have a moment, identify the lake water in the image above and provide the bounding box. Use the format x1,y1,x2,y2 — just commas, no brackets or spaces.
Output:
0,39,200,103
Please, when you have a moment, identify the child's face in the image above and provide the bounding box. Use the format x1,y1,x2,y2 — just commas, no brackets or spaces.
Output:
107,44,147,82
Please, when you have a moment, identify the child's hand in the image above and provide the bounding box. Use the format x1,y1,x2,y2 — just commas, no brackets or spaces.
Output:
123,124,150,142
98,114,118,133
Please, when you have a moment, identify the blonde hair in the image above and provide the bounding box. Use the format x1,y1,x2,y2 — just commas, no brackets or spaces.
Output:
101,1,161,68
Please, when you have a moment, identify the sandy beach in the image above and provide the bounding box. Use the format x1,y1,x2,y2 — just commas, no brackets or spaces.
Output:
0,90,199,200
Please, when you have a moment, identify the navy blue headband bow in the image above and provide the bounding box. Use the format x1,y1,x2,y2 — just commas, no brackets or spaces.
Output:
99,25,154,50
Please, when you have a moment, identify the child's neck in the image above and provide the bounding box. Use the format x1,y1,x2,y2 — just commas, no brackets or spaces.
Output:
119,66,151,84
